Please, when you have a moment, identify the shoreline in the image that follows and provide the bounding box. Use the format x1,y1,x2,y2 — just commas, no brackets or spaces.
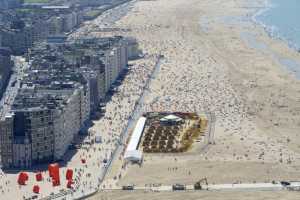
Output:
251,0,300,53
237,0,300,79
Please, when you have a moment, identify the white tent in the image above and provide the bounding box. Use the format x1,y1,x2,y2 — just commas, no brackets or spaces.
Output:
124,150,143,162
160,114,182,122
124,117,146,162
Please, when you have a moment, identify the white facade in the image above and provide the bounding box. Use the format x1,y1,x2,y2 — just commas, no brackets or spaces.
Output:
105,49,118,92
54,90,80,159
104,43,128,93
54,86,88,159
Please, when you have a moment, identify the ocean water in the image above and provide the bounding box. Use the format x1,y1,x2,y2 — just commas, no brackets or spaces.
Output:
252,0,300,79
255,0,300,50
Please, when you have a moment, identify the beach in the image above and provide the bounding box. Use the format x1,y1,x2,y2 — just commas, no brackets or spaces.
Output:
88,0,300,198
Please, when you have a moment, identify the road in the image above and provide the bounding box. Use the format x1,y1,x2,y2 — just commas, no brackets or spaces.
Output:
104,181,300,192
0,56,28,119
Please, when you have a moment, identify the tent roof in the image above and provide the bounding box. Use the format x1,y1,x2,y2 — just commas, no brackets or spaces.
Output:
124,150,143,161
126,117,146,152
160,114,182,122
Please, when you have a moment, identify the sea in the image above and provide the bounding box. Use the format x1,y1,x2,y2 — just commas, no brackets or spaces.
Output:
253,0,300,78
255,0,300,51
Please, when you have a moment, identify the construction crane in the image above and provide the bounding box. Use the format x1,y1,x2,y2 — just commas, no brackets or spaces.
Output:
194,178,208,190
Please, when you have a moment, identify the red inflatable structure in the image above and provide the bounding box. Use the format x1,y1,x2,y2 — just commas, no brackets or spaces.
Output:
48,163,58,177
33,185,40,193
18,172,29,185
48,163,60,186
66,169,73,180
36,172,43,181
52,179,60,187
67,180,73,189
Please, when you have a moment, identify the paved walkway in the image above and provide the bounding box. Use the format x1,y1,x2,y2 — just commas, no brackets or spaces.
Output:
105,181,300,192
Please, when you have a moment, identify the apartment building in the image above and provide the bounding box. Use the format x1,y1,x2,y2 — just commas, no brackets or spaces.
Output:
0,36,134,168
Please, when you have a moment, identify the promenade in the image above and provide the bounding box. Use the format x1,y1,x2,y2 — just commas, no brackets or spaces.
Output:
103,181,300,192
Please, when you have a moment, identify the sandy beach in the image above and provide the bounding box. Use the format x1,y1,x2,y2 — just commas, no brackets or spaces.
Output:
89,0,300,198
